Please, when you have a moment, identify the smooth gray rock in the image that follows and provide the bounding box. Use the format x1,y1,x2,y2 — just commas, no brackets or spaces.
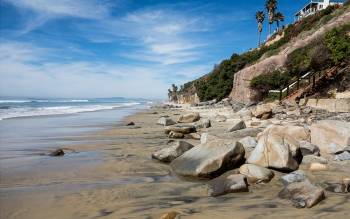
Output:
302,155,328,164
334,151,350,161
239,164,274,184
194,118,211,129
165,125,196,134
278,180,325,208
227,120,246,132
171,139,245,178
157,117,176,126
177,112,200,123
299,141,320,156
152,141,194,163
281,170,308,186
237,136,257,150
208,174,248,197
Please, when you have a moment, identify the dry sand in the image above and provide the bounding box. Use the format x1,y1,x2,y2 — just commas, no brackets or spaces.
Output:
1,107,350,219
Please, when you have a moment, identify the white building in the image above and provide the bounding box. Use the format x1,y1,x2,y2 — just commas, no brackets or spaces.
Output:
295,0,345,21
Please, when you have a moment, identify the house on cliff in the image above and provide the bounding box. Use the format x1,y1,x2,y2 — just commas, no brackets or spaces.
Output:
295,0,344,21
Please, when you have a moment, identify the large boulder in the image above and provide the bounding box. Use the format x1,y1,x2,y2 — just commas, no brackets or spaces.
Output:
165,124,196,134
252,102,277,118
207,173,248,197
157,117,176,126
171,139,245,178
152,141,194,163
310,120,350,154
227,120,246,132
278,180,325,208
247,125,308,171
177,112,200,123
239,164,274,184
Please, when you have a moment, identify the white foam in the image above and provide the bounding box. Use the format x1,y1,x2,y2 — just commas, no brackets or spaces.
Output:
0,102,140,120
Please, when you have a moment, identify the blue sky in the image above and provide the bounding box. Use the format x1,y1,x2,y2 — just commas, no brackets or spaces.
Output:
0,0,307,99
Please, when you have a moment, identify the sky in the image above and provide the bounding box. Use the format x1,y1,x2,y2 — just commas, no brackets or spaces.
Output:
0,0,308,99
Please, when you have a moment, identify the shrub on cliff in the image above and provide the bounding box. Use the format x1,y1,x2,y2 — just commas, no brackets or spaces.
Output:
325,24,350,64
250,70,291,97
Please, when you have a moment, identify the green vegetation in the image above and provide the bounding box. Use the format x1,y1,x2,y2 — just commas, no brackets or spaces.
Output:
250,70,291,96
176,2,348,102
325,24,350,64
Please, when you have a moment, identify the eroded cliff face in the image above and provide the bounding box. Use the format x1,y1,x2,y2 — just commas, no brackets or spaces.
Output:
177,93,200,104
229,10,350,104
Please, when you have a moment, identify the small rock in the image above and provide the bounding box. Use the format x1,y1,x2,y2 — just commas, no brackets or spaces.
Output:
334,151,350,161
194,118,211,129
188,133,201,140
302,155,328,164
237,136,257,150
168,131,184,139
227,120,246,132
325,179,350,193
215,115,227,122
126,121,135,126
208,174,248,197
152,141,194,163
281,170,308,186
250,121,261,127
278,180,325,208
160,211,180,219
252,103,275,118
309,163,327,171
49,149,65,156
177,112,200,123
239,164,274,184
261,112,272,120
165,125,196,134
299,141,320,156
157,117,176,126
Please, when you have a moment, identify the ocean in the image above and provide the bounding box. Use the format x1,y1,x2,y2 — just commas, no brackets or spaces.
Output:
0,97,150,160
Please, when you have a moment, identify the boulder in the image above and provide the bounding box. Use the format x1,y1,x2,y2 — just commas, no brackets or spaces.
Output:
152,141,194,163
194,118,211,129
207,174,248,197
278,180,325,208
302,155,328,164
165,125,196,134
177,112,200,123
334,151,350,161
157,117,176,126
247,125,306,171
216,128,262,139
281,170,308,186
299,141,320,156
215,115,227,122
171,139,245,178
237,108,252,119
188,133,201,140
239,164,274,184
309,163,327,171
237,136,257,150
252,102,276,118
200,133,219,144
160,211,180,219
49,149,65,157
310,120,350,154
168,131,184,139
227,120,246,132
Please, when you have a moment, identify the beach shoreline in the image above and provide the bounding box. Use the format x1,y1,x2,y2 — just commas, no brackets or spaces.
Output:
1,105,350,219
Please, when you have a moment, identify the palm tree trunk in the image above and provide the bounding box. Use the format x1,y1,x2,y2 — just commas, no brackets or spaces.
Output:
268,24,271,38
258,32,261,47
277,21,279,31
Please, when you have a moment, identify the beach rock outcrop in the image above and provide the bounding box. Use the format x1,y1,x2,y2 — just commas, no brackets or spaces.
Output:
165,125,196,134
278,180,325,208
152,141,194,163
227,120,246,132
49,149,65,157
239,164,274,184
171,139,245,178
281,170,308,186
207,173,248,197
310,120,350,154
247,125,308,171
157,117,176,126
177,112,200,123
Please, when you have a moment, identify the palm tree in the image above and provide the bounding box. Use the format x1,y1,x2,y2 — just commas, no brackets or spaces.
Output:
256,11,265,47
274,12,285,31
265,0,277,36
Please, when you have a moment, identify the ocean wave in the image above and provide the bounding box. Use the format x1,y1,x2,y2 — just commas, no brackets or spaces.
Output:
0,102,140,120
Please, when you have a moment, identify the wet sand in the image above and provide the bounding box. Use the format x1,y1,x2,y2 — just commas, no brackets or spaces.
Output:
1,108,350,219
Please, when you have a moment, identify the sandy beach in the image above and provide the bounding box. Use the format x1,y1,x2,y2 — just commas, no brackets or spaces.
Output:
1,106,349,219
